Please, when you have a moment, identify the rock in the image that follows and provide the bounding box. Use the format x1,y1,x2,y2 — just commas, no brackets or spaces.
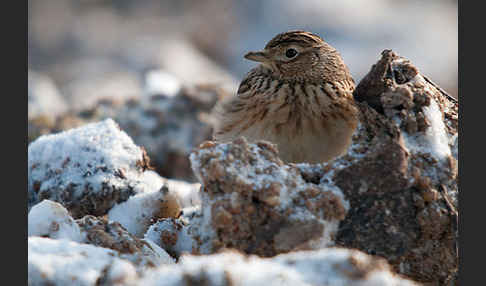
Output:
187,51,458,284
144,218,195,259
77,215,174,268
27,200,174,278
108,177,182,238
28,119,154,218
112,85,221,181
27,83,224,181
107,170,201,238
139,248,418,285
342,50,458,284
28,200,82,242
189,138,349,256
28,237,139,286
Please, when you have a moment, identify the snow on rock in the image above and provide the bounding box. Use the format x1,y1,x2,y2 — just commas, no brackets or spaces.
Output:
27,200,175,273
107,169,201,238
108,182,182,238
164,179,201,209
144,218,195,258
28,118,153,218
184,50,458,284
110,84,222,181
27,84,224,181
77,215,175,269
139,248,418,286
331,49,458,284
28,200,82,242
189,138,349,256
28,236,139,286
355,50,458,185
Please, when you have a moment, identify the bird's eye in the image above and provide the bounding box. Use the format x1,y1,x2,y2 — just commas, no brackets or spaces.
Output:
285,48,298,58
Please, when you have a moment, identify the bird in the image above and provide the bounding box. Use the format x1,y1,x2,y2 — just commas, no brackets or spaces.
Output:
212,30,359,164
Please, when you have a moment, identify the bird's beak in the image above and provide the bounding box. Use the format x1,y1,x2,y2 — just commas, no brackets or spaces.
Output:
244,50,269,63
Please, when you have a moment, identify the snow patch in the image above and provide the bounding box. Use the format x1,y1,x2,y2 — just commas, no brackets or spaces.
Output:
28,200,82,242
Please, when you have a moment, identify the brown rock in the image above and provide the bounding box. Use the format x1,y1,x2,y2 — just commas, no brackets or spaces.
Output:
189,137,349,257
187,50,458,285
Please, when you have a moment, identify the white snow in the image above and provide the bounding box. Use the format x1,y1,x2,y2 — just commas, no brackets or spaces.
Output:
108,171,200,237
402,98,451,161
140,248,417,286
145,219,195,256
139,238,176,265
108,189,169,238
164,179,201,208
28,200,82,242
28,118,146,209
28,237,139,286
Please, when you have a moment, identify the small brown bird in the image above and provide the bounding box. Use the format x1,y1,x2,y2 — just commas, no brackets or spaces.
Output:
213,31,358,164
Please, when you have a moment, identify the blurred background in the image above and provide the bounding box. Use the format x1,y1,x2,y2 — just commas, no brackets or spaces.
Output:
28,0,457,105
28,0,458,181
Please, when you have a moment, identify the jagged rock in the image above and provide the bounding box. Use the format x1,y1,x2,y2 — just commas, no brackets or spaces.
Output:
144,217,195,259
28,119,154,218
108,178,182,238
188,50,458,284
77,215,174,269
107,171,201,239
189,138,349,256
139,248,418,285
340,50,458,284
27,200,174,278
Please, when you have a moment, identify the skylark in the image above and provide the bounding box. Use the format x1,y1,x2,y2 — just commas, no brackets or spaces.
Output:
213,30,358,164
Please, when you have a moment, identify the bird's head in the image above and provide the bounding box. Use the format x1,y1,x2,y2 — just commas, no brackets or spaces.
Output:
244,30,351,83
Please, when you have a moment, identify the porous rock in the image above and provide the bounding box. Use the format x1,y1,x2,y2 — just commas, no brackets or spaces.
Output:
188,50,458,284
77,215,174,269
28,119,153,218
189,138,349,257
335,50,458,285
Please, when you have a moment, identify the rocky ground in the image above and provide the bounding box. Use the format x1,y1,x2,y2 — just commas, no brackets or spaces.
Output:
28,51,458,285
